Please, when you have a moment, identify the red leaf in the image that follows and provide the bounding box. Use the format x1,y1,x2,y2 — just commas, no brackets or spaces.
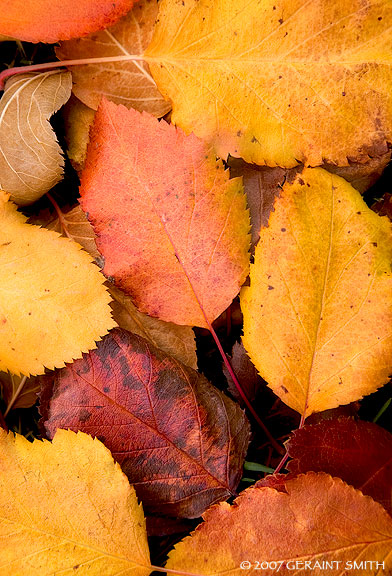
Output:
286,417,392,514
40,328,250,518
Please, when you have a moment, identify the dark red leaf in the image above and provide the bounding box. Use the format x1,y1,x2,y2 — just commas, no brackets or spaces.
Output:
40,328,250,518
286,417,392,514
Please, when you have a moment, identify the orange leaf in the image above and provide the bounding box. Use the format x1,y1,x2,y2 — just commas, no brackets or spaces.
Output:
167,473,392,575
57,0,171,116
0,0,134,43
80,99,250,327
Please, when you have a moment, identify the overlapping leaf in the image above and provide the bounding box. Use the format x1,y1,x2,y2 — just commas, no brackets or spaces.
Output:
0,191,115,376
40,328,250,518
0,0,134,43
0,71,72,205
0,429,151,576
241,168,392,417
0,372,39,412
80,99,250,327
167,473,392,575
146,0,392,167
57,0,170,116
286,417,392,513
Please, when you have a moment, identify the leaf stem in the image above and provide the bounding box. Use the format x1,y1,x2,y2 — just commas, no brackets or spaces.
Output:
208,322,283,454
4,375,27,417
46,193,73,239
0,55,145,90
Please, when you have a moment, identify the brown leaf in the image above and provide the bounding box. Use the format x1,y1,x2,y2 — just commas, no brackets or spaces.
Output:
325,151,391,194
29,204,101,261
223,341,262,405
0,372,39,412
372,192,392,221
40,328,250,518
57,0,170,116
109,286,197,369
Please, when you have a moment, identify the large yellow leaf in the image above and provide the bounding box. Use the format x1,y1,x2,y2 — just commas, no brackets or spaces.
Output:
0,191,116,376
241,168,392,417
146,0,392,167
0,429,151,576
167,473,392,575
0,71,72,205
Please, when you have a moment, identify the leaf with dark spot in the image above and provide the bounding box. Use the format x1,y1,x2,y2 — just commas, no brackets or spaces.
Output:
40,328,250,518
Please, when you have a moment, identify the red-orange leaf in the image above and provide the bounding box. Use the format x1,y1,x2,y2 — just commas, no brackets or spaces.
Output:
286,417,392,514
0,0,134,43
40,328,250,518
79,99,250,327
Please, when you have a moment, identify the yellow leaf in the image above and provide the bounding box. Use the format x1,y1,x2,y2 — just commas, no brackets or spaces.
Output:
167,473,392,575
0,429,151,576
0,71,72,205
146,0,392,167
109,286,198,369
0,191,116,376
57,0,171,117
241,168,392,417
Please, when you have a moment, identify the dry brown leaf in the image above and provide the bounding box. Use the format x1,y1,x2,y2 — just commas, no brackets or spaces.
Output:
325,152,392,194
57,0,170,116
0,372,39,412
62,95,96,173
29,203,101,260
0,71,72,205
109,286,197,369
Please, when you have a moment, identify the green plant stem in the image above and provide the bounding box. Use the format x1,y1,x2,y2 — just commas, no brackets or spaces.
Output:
373,397,391,423
244,460,275,474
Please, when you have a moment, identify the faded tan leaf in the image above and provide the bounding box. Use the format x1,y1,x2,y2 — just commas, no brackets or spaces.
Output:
109,286,197,369
0,71,72,205
57,0,170,116
325,152,392,194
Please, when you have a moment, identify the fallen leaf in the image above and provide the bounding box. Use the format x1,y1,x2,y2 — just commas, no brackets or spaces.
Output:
241,168,392,417
62,95,96,174
167,472,392,576
373,193,392,221
109,286,197,369
29,203,101,261
57,0,171,116
80,99,250,327
286,417,392,514
40,328,250,518
0,372,39,412
29,204,197,367
229,155,391,248
0,71,72,205
0,0,134,43
229,159,292,247
146,0,392,167
223,341,263,405
0,190,115,376
0,429,151,575
326,152,392,194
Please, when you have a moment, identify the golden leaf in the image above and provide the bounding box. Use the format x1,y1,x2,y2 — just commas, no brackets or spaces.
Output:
0,191,115,376
146,0,392,167
0,429,151,576
241,168,392,417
